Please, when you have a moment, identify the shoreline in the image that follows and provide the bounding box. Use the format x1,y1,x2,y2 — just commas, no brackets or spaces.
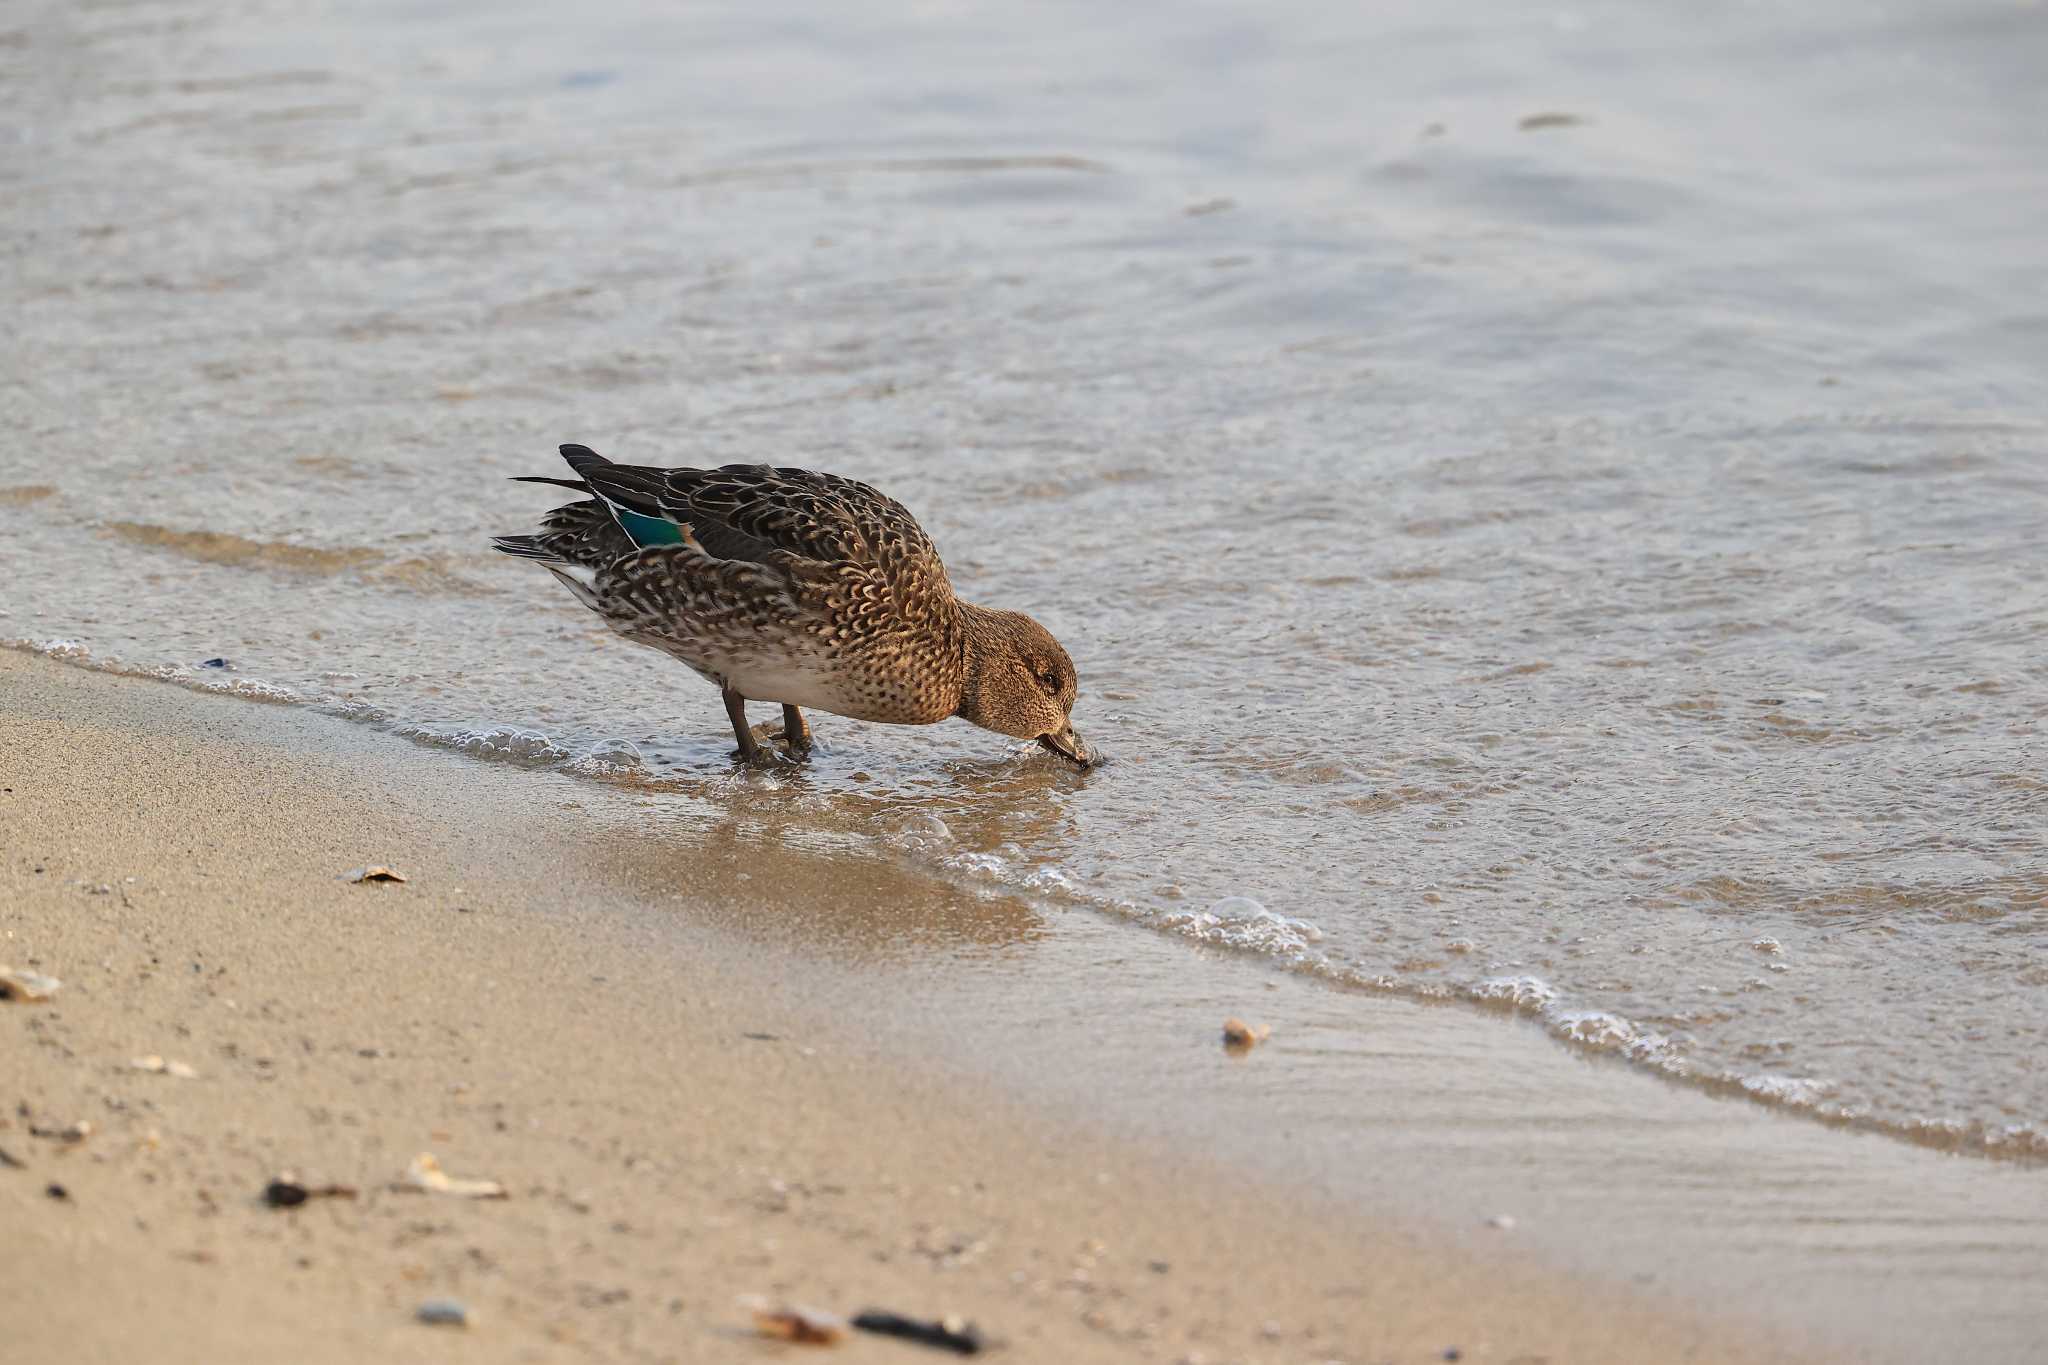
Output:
2,650,2041,1361
14,637,2038,1169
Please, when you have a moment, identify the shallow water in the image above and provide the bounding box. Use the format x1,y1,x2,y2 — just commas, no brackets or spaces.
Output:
4,0,2045,1154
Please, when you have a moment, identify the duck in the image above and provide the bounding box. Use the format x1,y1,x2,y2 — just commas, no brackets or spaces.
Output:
493,444,1090,767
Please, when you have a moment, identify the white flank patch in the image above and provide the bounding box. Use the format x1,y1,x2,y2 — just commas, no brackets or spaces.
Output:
542,561,601,605
719,655,850,712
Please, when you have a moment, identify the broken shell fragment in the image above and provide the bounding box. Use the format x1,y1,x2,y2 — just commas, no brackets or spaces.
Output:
130,1055,200,1079
0,966,62,1002
416,1298,472,1328
1221,1017,1271,1053
341,866,408,884
742,1296,847,1346
403,1151,507,1199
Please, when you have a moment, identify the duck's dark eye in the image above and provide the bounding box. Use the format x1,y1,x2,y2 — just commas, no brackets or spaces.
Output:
1034,667,1060,694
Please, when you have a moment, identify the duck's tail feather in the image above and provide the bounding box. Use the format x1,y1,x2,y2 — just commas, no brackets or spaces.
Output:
491,534,557,560
510,475,590,493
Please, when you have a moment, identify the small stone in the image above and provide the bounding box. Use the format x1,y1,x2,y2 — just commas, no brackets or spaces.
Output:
416,1298,471,1328
199,658,230,669
1486,1213,1517,1230
46,1182,69,1200
265,1178,310,1208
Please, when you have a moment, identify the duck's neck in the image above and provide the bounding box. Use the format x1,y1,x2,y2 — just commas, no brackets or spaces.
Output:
951,601,1011,724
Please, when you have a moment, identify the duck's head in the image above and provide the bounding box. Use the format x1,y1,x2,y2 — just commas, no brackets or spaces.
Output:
956,605,1091,767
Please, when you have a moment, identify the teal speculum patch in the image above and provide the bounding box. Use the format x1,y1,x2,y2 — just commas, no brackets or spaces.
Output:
615,506,685,547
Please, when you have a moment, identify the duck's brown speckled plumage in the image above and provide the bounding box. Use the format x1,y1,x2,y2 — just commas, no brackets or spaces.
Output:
493,444,1089,766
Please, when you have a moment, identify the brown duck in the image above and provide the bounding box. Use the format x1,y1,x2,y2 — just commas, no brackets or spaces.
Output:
493,444,1090,766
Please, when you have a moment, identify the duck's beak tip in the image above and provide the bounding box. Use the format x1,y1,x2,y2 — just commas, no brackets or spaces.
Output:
1038,725,1093,769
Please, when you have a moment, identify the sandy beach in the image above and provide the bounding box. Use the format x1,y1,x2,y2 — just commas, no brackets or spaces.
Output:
0,648,1831,1364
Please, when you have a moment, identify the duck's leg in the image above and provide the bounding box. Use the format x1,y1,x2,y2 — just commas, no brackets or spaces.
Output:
723,687,766,763
780,704,812,754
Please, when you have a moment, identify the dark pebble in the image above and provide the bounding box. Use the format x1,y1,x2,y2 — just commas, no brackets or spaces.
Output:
46,1182,69,1200
199,658,230,668
264,1178,310,1207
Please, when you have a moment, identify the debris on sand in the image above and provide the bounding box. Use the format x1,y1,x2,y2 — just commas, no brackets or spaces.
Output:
263,1173,359,1207
416,1298,472,1328
852,1309,987,1355
402,1151,507,1199
0,966,62,1002
0,1145,26,1170
341,865,407,884
1518,111,1585,131
130,1055,199,1079
742,1296,848,1346
29,1118,93,1144
1221,1017,1271,1053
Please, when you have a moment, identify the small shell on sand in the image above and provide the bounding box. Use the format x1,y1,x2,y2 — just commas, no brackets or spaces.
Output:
416,1298,472,1328
130,1055,199,1079
742,1296,848,1345
1221,1017,1271,1053
0,966,62,1002
403,1151,508,1199
341,865,408,883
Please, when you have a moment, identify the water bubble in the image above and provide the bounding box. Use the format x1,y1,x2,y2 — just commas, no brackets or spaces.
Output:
882,811,952,852
1472,975,1556,1009
574,738,646,775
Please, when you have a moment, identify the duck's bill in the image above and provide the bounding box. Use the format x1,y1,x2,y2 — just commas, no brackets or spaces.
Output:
1038,724,1092,768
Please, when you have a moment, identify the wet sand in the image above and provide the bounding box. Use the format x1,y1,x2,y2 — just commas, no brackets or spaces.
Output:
0,649,1812,1363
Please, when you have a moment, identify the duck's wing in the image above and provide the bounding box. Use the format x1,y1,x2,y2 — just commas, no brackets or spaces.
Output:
557,444,939,573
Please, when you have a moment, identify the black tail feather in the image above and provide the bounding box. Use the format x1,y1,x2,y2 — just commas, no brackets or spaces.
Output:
510,475,591,492
559,443,611,474
491,534,556,560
